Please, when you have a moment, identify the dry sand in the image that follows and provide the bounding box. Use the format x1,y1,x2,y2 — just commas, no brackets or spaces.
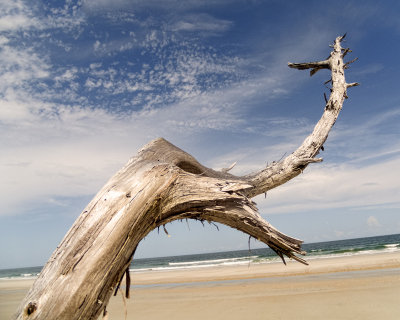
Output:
1,252,399,319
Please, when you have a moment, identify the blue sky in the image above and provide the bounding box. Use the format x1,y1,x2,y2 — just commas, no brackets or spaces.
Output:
1,0,399,269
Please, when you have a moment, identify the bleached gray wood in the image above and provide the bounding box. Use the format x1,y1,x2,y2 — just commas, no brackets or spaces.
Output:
15,35,357,320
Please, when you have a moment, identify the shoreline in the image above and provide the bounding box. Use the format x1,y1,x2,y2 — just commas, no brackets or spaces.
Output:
2,251,399,319
128,251,400,285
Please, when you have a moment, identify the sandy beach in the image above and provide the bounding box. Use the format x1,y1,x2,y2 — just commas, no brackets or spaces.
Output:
1,252,399,319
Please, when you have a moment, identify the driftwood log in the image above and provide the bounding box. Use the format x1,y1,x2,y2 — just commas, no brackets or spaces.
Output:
16,35,357,320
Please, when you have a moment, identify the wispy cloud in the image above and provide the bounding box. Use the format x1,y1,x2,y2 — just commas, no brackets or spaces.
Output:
82,0,245,11
255,155,400,215
1,0,399,225
367,216,381,228
0,0,41,31
0,55,309,218
326,107,400,165
170,13,233,34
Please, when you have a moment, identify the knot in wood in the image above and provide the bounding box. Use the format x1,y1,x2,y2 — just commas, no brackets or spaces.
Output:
25,302,37,316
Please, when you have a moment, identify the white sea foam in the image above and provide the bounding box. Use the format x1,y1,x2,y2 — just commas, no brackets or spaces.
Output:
131,256,262,273
169,256,258,266
0,275,38,280
305,245,400,261
384,243,398,248
383,243,399,252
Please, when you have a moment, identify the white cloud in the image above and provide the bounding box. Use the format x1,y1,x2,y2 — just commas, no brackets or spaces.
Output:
0,55,296,217
54,68,78,83
1,0,398,226
0,0,85,34
0,35,385,219
0,14,37,31
0,97,33,122
0,0,40,31
93,40,101,51
5,83,398,219
171,14,233,33
255,155,400,215
326,108,400,165
82,0,243,11
0,86,238,216
85,78,102,89
367,216,381,228
0,44,50,90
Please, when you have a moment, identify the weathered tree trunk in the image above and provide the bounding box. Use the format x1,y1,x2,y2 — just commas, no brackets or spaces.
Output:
16,36,357,320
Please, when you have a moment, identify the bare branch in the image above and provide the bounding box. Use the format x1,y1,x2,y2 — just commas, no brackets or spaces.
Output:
347,82,360,88
244,36,358,197
288,60,330,70
342,48,352,58
344,57,358,68
221,161,237,173
288,60,330,76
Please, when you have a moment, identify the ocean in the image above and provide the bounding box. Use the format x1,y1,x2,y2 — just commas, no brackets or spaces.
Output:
1,234,399,280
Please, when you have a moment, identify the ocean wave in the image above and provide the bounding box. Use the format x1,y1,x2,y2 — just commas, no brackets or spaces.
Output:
384,243,399,248
131,257,260,273
0,274,39,280
169,256,258,266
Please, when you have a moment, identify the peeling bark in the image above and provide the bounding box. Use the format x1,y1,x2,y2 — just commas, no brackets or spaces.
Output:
15,36,357,320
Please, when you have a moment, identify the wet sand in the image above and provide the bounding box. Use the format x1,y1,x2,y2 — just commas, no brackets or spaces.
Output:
2,252,399,320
